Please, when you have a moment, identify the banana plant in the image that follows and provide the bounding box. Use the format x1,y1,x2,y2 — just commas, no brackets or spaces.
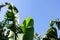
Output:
21,17,34,40
0,2,34,40
5,3,23,40
42,19,60,40
45,27,58,39
0,2,23,40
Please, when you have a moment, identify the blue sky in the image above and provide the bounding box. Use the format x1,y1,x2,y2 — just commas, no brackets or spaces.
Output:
0,0,60,37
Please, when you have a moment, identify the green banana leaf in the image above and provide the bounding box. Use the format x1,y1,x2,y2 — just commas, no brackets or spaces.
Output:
45,27,58,39
21,17,34,40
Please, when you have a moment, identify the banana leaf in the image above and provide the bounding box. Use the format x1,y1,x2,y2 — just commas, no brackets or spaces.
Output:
45,27,58,39
21,17,34,40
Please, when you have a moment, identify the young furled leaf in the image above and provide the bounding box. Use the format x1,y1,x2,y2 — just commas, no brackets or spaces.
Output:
21,17,34,40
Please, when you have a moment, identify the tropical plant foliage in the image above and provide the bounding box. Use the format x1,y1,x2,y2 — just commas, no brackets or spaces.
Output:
0,2,60,40
34,20,60,40
21,17,34,40
0,2,34,40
